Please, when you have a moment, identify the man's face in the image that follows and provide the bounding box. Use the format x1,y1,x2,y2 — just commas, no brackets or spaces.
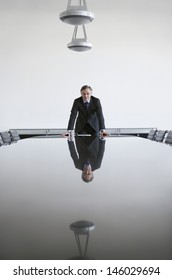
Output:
81,88,92,102
82,165,93,182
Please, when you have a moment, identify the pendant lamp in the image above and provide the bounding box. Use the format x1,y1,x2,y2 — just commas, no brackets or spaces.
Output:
70,220,95,258
67,25,92,52
59,0,94,25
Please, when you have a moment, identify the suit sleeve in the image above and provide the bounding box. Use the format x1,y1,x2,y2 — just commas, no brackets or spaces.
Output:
96,99,105,130
67,99,78,130
92,139,106,171
67,140,81,170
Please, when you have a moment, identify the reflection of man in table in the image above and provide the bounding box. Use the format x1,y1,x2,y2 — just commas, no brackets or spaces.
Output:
68,135,105,182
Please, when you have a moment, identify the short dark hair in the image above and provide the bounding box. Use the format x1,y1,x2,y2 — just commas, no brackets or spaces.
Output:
80,85,93,92
81,173,94,183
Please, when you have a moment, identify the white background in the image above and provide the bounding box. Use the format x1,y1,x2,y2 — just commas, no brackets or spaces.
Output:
0,0,172,131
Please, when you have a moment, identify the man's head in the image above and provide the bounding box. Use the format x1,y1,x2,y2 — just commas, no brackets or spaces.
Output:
81,165,94,183
80,85,92,102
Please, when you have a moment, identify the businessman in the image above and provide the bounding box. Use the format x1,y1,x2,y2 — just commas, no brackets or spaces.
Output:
67,85,108,137
68,135,106,183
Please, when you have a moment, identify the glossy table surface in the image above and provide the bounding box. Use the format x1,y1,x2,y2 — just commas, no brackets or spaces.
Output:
0,136,172,260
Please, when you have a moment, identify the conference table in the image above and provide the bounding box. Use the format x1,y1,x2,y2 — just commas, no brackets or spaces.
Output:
0,135,172,260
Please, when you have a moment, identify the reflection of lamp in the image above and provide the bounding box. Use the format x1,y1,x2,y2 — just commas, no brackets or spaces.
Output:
67,25,92,52
59,0,94,26
70,220,95,258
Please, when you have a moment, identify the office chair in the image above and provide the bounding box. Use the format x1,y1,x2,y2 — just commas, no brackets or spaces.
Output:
9,130,20,142
0,132,11,144
155,130,167,142
147,129,157,140
165,130,172,145
0,135,3,146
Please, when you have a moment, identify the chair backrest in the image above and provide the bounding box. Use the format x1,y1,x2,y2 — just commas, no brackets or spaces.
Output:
155,130,167,142
165,130,172,145
9,130,20,142
0,131,11,144
147,129,157,140
0,135,3,146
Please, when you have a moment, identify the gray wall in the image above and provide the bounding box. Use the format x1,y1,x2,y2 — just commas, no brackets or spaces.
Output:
0,0,172,130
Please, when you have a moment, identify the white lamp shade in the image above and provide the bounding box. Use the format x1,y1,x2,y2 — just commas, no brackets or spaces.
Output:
67,39,92,52
59,9,94,25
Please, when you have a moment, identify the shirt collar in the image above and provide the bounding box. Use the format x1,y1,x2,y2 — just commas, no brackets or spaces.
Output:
83,99,90,103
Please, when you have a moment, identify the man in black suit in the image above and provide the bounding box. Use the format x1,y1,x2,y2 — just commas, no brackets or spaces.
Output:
67,85,108,136
68,135,106,183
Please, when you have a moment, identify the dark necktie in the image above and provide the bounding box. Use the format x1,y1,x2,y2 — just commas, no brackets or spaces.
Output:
85,159,90,165
84,102,89,110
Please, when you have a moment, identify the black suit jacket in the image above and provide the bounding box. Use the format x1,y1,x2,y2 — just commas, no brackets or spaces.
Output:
67,96,105,133
68,136,105,171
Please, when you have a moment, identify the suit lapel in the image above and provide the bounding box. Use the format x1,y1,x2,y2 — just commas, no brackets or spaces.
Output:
79,96,93,115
